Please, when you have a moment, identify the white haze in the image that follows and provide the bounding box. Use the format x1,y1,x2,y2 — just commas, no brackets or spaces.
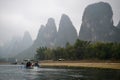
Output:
0,0,120,46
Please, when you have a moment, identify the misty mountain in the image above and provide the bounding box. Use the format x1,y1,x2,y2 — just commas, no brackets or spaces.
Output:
16,14,78,60
22,31,33,49
1,37,22,57
10,2,120,60
0,31,33,58
34,18,57,47
114,22,120,42
56,14,78,47
17,18,57,60
79,2,120,42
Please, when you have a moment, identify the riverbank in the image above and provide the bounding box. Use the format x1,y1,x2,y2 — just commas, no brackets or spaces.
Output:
40,60,120,70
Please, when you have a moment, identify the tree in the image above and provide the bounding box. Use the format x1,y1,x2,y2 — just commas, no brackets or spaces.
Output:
44,48,53,60
36,47,47,60
74,39,90,59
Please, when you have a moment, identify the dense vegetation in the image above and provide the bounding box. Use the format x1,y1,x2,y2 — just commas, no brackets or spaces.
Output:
35,39,120,61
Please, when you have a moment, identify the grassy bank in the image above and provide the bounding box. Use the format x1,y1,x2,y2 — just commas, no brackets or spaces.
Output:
40,60,120,70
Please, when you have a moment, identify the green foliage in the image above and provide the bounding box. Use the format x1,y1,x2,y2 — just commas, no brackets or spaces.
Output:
35,39,120,60
74,39,91,59
65,42,76,60
111,43,120,59
36,47,47,60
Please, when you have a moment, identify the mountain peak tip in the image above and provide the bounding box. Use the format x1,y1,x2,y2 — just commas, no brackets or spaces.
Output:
47,18,55,23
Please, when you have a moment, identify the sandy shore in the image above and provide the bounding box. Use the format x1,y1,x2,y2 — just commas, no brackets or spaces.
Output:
40,61,120,70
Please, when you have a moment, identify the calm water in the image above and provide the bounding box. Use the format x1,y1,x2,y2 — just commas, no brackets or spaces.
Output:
0,65,120,80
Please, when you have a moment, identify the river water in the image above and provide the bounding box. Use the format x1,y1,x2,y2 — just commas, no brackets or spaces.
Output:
0,65,119,80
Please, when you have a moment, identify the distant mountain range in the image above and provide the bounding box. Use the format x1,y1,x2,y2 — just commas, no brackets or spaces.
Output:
0,2,120,60
0,31,33,58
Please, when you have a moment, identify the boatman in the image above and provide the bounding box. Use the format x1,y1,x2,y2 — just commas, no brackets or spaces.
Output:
26,60,32,68
34,61,40,67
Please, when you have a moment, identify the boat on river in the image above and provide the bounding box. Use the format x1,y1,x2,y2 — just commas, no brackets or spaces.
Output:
24,59,40,70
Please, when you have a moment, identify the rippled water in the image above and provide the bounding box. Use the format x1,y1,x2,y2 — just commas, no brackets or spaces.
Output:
0,65,120,80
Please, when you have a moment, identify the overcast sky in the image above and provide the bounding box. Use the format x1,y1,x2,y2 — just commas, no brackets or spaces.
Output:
0,0,120,46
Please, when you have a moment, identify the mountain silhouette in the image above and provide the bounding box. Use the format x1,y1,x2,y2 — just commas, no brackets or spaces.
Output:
56,14,78,47
17,18,57,60
79,2,120,42
3,2,120,60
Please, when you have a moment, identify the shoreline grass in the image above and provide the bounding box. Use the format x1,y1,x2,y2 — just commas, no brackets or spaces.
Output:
40,61,120,70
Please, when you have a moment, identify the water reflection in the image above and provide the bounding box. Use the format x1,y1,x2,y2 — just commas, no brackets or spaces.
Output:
0,65,119,80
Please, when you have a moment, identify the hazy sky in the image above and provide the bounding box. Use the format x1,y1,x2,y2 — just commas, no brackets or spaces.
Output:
0,0,120,46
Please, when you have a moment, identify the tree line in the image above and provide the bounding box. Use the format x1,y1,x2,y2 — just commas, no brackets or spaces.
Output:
35,39,120,61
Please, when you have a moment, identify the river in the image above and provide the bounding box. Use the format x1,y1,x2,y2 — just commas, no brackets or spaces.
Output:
0,65,119,80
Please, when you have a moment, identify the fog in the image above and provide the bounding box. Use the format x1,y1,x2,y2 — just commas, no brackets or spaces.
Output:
0,0,120,46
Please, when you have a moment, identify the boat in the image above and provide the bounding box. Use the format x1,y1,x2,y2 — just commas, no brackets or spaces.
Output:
22,59,40,70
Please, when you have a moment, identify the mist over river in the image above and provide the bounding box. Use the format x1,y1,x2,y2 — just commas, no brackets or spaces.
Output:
0,65,119,80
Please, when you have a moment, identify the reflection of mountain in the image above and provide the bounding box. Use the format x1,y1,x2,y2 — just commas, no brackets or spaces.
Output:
79,2,120,42
0,31,33,58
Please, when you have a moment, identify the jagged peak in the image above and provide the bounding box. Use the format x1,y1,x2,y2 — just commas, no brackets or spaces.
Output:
23,31,32,41
46,18,56,27
59,14,74,29
86,2,112,10
38,25,45,32
83,1,113,22
61,14,69,18
89,2,110,6
60,14,71,22
47,18,55,24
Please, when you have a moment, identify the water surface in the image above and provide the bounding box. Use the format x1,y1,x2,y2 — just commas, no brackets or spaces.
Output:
0,65,119,80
